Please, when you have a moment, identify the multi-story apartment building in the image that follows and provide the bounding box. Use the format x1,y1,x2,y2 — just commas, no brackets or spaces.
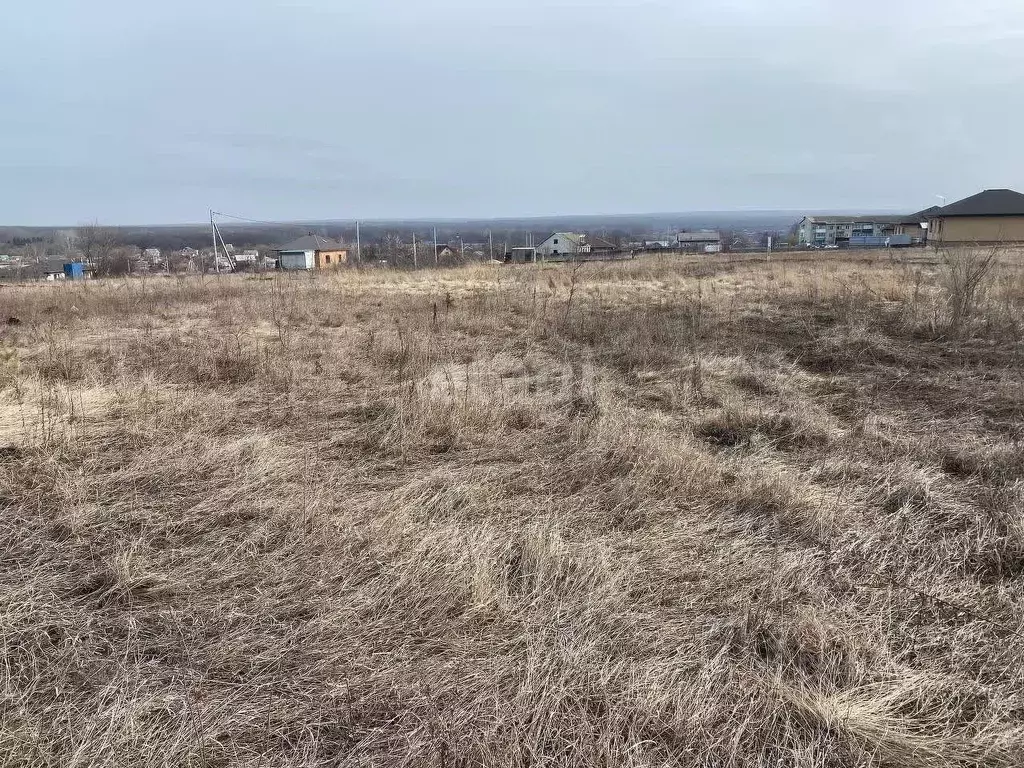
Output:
796,215,904,247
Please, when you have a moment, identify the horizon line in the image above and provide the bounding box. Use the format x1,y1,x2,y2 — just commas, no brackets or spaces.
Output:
1,206,914,230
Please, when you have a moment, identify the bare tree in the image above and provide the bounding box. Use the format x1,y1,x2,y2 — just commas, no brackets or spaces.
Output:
383,233,402,266
105,246,138,277
27,241,47,280
55,229,77,260
76,223,122,276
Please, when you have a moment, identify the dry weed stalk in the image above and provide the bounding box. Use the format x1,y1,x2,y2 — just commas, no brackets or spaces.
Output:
942,246,999,334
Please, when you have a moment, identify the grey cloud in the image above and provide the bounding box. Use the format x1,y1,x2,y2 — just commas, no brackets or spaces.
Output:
1,0,1023,223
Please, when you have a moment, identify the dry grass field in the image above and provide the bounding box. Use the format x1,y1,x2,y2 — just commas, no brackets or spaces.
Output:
2,250,1024,767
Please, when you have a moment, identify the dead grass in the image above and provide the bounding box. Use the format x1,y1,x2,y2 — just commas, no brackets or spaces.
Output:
2,250,1024,766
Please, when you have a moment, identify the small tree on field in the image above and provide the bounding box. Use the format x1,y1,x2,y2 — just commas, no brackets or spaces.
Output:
102,246,137,277
942,247,998,335
76,223,122,275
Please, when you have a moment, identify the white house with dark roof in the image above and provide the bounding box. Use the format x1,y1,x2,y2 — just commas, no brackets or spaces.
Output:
676,231,722,253
535,233,617,259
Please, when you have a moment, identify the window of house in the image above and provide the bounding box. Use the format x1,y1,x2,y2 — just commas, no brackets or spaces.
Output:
553,239,559,245
325,254,331,264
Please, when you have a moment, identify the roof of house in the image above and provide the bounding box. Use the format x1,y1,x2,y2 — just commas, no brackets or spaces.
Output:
803,215,910,225
586,235,617,250
932,189,1024,218
677,231,722,242
539,232,618,250
541,232,584,245
42,257,66,273
900,205,943,224
41,256,89,273
275,234,345,252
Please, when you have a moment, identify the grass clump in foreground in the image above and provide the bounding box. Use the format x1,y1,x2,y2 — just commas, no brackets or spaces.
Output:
2,249,1024,767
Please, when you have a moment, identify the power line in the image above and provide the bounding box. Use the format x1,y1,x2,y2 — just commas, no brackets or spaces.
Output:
209,211,292,226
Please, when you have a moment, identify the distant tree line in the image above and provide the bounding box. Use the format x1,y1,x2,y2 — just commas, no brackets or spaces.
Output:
7,236,47,247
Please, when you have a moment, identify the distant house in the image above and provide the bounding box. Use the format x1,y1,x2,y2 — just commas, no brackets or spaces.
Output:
535,233,618,259
435,244,457,260
895,206,941,243
143,248,161,262
42,256,66,280
677,231,722,253
233,250,259,264
41,257,90,281
274,235,348,270
927,189,1024,246
584,235,618,254
535,233,582,258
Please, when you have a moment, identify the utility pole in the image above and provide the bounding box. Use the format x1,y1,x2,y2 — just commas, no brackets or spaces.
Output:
214,220,234,273
488,230,493,261
412,233,418,269
433,227,438,267
355,221,361,264
211,209,219,274
458,234,464,259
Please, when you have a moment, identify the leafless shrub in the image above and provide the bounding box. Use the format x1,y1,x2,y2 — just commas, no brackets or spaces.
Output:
942,247,998,334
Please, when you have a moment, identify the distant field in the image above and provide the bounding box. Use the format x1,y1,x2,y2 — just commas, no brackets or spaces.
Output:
2,250,1023,767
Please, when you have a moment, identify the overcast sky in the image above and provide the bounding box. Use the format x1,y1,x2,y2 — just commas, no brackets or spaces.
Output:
2,0,1023,225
